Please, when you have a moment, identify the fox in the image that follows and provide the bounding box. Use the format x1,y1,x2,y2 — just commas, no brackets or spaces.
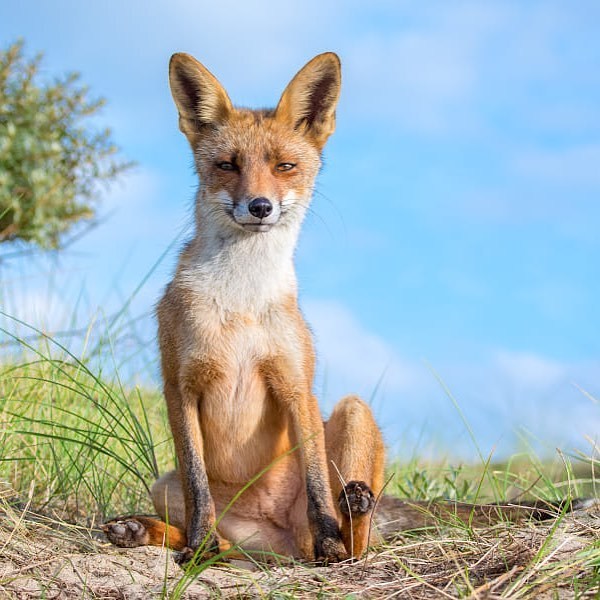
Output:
103,52,595,565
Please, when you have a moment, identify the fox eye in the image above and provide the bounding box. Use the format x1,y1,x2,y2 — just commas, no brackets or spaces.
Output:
217,161,235,171
276,162,296,172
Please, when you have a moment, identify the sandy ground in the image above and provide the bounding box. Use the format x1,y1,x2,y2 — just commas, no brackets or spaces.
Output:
0,508,598,599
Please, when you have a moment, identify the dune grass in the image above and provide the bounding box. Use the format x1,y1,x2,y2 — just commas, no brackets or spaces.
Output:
0,313,598,597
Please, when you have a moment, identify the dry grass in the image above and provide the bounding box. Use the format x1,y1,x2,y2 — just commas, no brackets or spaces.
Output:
0,316,598,598
0,499,597,599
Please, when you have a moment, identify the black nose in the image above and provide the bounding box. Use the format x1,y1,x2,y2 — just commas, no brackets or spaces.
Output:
248,197,273,219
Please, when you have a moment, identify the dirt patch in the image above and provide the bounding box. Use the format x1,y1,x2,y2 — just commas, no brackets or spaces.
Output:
0,509,598,598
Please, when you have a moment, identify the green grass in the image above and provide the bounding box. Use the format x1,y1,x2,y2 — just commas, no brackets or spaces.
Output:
0,314,173,523
0,313,598,597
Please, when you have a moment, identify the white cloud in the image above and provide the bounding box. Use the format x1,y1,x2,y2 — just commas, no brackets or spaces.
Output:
58,1,504,134
302,298,423,402
434,349,600,456
299,299,599,458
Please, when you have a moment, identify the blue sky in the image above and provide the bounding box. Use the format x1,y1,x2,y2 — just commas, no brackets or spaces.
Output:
1,0,599,459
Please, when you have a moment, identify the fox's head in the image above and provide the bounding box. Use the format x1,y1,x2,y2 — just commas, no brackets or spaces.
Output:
169,52,341,235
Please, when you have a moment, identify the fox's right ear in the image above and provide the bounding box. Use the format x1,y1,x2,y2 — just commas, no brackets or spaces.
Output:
275,52,341,151
169,53,233,145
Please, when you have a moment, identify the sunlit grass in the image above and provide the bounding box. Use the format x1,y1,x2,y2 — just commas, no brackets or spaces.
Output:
0,308,598,597
0,313,173,523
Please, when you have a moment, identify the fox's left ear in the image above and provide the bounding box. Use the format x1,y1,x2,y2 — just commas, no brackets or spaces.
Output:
275,52,341,150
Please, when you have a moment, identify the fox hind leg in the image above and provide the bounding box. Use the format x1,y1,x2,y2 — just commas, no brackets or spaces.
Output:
104,471,190,552
105,470,238,562
324,395,385,558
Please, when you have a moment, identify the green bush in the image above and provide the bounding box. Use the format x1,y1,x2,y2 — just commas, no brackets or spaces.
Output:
0,40,133,249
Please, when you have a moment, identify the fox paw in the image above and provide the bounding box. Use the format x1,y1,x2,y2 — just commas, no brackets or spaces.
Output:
175,546,200,566
174,534,223,567
338,480,375,517
103,518,149,548
315,535,349,563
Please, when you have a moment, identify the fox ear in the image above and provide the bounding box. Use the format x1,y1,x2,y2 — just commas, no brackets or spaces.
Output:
275,52,341,150
169,53,233,144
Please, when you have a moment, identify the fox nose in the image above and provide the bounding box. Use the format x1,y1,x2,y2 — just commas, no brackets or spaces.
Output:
248,197,273,219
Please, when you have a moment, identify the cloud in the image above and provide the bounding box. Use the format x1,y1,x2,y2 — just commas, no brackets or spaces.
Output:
431,349,599,456
301,298,599,458
338,1,600,142
302,298,423,403
19,0,600,142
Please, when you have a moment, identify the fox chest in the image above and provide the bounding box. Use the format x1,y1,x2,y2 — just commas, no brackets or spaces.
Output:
190,321,293,481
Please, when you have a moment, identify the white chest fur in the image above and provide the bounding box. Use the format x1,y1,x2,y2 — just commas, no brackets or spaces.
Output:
180,223,300,316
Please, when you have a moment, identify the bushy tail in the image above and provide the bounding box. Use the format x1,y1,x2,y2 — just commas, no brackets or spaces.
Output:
374,496,598,539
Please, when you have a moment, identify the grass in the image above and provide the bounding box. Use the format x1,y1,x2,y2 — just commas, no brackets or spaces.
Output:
0,313,170,522
0,313,598,597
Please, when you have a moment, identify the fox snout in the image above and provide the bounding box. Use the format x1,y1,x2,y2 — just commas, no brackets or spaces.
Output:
232,195,281,232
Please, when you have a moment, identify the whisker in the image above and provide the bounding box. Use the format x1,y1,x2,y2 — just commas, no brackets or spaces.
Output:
313,188,346,228
281,200,331,234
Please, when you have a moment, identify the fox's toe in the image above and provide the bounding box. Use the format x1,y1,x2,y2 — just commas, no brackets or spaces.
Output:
103,518,149,547
338,480,376,517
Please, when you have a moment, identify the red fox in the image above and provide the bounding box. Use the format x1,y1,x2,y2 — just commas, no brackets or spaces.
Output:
103,52,594,564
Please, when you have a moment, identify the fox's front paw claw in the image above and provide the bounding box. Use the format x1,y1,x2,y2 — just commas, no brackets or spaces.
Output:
174,535,224,567
102,518,148,548
315,536,349,563
338,480,375,517
174,546,197,566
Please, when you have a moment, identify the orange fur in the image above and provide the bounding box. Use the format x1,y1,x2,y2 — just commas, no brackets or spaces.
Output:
104,52,595,565
104,52,384,563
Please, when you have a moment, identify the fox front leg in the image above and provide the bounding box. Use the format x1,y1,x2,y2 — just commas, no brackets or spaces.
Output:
305,457,349,562
262,359,347,562
163,380,220,565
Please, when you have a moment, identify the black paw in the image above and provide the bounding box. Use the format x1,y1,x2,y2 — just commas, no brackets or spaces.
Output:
102,518,148,548
338,480,376,517
314,535,349,563
174,534,223,567
174,546,197,566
